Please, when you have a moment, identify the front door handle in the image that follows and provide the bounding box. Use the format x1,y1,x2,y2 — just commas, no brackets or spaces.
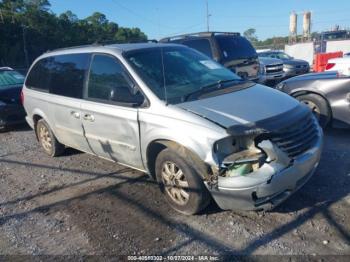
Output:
70,111,80,119
83,114,95,122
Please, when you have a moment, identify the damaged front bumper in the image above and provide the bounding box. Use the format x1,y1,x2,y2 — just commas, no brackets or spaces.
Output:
205,127,323,211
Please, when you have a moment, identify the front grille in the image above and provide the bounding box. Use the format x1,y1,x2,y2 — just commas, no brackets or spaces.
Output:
266,64,283,74
268,114,319,158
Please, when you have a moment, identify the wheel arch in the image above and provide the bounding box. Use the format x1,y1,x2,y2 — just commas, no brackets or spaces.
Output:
31,109,56,141
291,90,333,124
32,114,42,140
146,139,212,181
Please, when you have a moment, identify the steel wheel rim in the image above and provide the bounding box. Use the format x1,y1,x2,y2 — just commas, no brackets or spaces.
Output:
161,161,189,206
301,100,321,119
39,125,52,152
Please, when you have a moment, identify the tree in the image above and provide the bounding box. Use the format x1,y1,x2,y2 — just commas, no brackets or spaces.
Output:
0,0,148,68
59,10,78,23
243,28,258,43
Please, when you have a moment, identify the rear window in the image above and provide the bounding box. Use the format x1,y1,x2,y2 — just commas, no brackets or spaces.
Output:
25,58,51,91
26,53,90,98
0,70,25,89
216,36,257,61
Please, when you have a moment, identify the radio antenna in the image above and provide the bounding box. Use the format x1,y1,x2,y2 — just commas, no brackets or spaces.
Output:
160,47,168,105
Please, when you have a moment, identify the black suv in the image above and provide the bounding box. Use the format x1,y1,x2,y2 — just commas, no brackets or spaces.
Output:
160,32,259,81
0,67,26,130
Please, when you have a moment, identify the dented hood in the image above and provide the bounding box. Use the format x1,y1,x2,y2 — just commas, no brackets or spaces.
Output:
177,84,302,129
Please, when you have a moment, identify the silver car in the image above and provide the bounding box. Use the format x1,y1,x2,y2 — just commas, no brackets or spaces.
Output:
23,43,323,215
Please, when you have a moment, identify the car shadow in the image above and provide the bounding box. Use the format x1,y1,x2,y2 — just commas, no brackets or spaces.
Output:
61,147,83,157
0,123,31,133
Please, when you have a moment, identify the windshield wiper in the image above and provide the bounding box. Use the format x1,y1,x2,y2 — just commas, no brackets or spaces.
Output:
182,79,244,102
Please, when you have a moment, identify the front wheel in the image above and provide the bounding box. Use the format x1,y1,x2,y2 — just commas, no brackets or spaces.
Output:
295,93,331,128
155,148,210,215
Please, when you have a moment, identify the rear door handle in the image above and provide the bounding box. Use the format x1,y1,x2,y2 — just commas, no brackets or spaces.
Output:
83,114,95,122
70,111,80,119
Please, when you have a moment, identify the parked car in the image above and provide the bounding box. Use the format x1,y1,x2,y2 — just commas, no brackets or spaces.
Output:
0,67,26,130
159,32,259,81
258,51,310,78
276,71,350,128
325,56,350,76
258,57,285,86
23,43,323,215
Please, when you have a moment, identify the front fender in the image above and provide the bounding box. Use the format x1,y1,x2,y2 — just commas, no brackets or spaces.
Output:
141,126,224,168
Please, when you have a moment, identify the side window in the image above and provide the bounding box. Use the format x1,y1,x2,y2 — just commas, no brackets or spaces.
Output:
49,54,90,98
25,58,51,91
182,39,213,58
87,54,143,105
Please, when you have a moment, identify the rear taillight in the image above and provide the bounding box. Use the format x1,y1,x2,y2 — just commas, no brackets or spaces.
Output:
20,89,24,105
326,63,335,70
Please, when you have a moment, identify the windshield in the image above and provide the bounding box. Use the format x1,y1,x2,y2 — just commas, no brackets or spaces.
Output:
0,70,25,89
259,52,292,60
124,46,243,103
216,35,257,61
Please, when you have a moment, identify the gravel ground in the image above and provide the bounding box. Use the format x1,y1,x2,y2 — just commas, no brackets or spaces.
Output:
0,125,349,257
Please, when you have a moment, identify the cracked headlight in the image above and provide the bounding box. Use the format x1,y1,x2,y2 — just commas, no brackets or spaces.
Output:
214,136,238,157
214,134,268,177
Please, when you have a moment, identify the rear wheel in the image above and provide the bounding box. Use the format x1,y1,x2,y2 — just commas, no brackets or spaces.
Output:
295,93,331,128
155,148,210,215
36,119,65,157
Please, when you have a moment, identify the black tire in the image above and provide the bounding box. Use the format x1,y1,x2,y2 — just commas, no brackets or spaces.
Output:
36,119,65,157
155,148,210,215
295,93,331,128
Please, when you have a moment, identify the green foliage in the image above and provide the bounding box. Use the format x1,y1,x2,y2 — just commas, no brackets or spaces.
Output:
254,36,289,50
0,0,148,68
243,28,258,43
242,28,289,49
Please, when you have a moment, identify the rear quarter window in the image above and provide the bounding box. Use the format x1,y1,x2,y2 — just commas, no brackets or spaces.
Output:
25,58,51,92
25,53,90,98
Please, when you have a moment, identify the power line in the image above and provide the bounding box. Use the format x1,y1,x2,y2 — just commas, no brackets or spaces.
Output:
110,0,176,30
158,22,205,38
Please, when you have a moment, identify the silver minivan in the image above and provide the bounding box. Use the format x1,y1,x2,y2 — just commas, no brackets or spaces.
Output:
23,43,323,215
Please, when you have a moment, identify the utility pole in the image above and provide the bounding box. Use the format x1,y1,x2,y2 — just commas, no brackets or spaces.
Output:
22,25,29,68
206,0,211,32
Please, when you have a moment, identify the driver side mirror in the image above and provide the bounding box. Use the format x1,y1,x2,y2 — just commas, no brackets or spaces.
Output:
109,86,146,107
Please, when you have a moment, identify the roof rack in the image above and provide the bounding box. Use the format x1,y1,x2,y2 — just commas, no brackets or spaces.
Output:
46,39,159,53
159,31,240,42
46,43,101,53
